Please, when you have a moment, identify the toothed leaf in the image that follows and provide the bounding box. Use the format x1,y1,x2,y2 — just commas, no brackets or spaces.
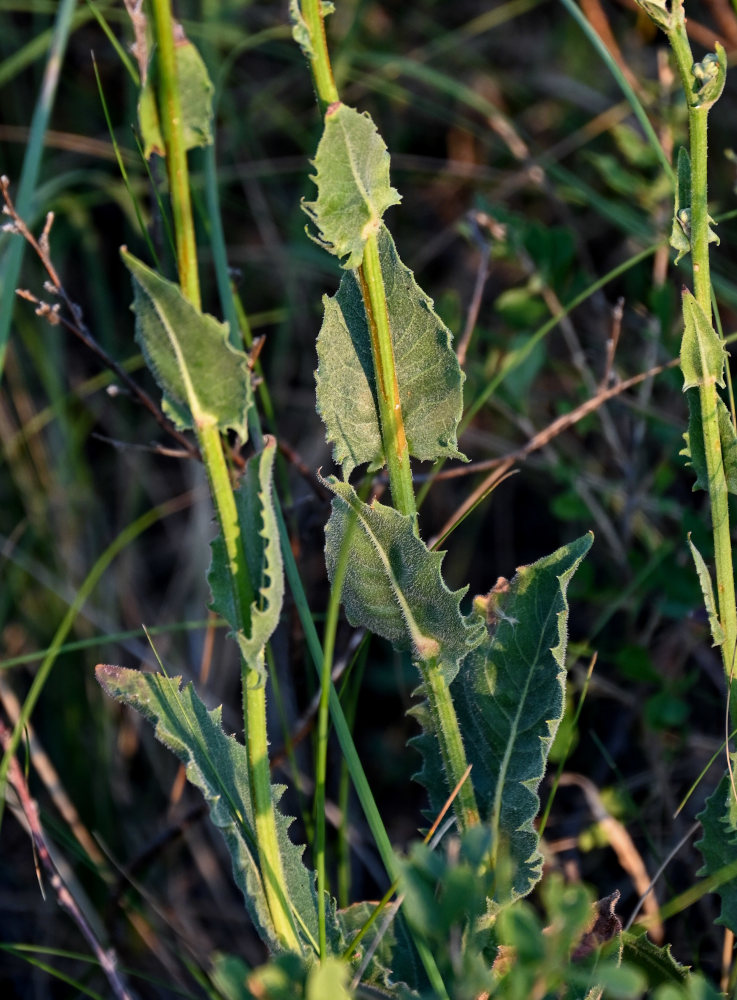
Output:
316,227,466,477
412,535,592,903
123,250,251,439
696,762,737,933
680,392,737,495
208,439,284,681
303,103,401,269
670,148,692,264
95,666,319,953
322,477,485,680
687,534,724,647
680,290,726,392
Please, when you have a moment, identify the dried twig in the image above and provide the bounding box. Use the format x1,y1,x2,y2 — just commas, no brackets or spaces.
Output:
0,721,136,1000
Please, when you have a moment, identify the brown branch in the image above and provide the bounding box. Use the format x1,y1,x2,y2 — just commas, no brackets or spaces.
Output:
1,722,136,1000
1,176,201,463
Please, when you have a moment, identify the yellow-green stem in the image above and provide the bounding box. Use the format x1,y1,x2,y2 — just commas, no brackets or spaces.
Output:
668,15,737,710
300,0,339,110
150,0,200,308
151,0,298,949
418,660,480,831
359,234,416,518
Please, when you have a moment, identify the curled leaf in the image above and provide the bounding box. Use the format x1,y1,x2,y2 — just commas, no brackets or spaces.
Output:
302,103,401,269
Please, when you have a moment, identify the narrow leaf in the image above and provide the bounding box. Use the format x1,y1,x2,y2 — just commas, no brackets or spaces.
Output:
323,477,485,679
413,535,593,902
680,290,726,392
123,249,251,438
208,439,284,680
696,763,737,933
316,226,467,478
687,534,725,648
95,666,320,952
680,392,737,494
670,148,691,265
303,103,401,269
138,39,214,159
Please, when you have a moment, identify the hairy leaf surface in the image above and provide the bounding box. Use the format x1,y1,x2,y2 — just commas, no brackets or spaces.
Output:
138,40,214,159
680,290,726,392
687,534,724,647
696,763,737,933
303,103,401,269
208,439,284,680
316,227,466,478
123,250,251,438
323,478,485,678
413,535,592,902
95,666,319,952
681,391,737,495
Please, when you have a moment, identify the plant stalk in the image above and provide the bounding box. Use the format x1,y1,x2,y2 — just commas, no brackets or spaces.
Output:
151,0,299,950
300,0,339,110
668,14,737,710
419,660,480,830
358,235,416,518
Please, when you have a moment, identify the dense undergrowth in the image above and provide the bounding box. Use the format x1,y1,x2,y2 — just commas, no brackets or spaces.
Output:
2,0,737,997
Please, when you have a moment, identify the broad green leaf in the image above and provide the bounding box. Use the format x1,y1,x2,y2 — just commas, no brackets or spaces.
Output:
316,226,466,477
303,103,401,269
323,477,485,679
692,43,727,110
338,902,420,997
95,666,320,953
208,439,284,681
696,763,737,933
687,534,724,647
621,930,688,989
413,535,593,902
680,392,737,495
123,250,251,439
680,290,726,392
138,40,214,159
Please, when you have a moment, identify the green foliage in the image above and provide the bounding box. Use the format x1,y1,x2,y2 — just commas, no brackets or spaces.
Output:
302,103,401,269
208,439,284,680
316,226,466,478
686,534,724,647
322,476,485,675
95,666,321,954
696,764,737,933
681,392,737,495
414,535,592,902
137,38,214,159
679,290,726,392
122,249,252,438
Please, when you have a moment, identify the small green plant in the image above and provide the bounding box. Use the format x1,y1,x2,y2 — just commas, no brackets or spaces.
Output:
3,0,737,996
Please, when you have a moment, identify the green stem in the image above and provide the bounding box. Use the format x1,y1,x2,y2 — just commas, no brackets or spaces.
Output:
150,0,200,308
245,656,302,951
150,0,298,949
668,16,737,710
418,660,480,831
359,234,416,518
300,0,339,110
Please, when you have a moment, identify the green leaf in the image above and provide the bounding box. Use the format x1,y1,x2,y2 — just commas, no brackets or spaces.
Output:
692,43,727,110
303,104,401,269
138,39,214,159
679,290,726,392
122,249,252,439
322,477,485,678
95,666,320,953
680,392,737,494
208,439,284,681
338,902,420,996
633,0,673,31
316,226,466,478
413,535,593,902
621,930,688,989
696,764,737,933
670,148,692,264
305,958,352,1000
687,534,724,647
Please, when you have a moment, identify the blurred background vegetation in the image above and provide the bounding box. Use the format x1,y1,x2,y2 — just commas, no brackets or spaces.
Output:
2,0,737,995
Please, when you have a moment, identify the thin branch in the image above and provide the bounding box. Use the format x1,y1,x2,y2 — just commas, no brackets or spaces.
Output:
0,722,136,1000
